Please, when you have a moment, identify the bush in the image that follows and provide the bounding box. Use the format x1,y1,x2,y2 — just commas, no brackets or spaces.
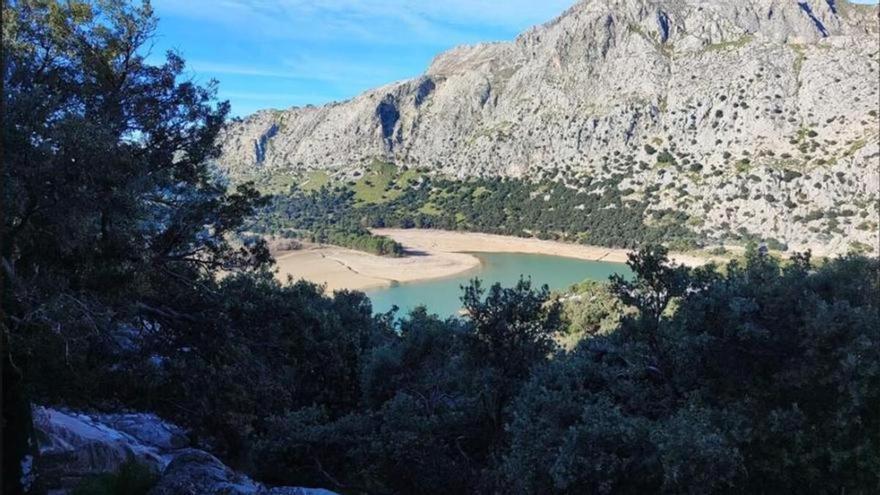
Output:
502,250,880,494
764,238,787,251
782,169,802,182
656,151,676,164
72,461,158,495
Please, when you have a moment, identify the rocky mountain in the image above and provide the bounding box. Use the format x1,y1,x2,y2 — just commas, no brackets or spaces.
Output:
218,0,880,255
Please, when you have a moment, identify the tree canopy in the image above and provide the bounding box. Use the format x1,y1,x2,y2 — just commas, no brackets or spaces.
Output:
2,1,267,491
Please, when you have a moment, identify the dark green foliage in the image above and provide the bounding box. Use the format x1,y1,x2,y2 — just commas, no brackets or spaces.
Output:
783,169,803,182
502,249,880,494
765,237,788,251
462,279,559,380
253,187,404,256
276,177,702,250
249,280,563,493
656,151,676,164
2,1,267,489
562,280,627,339
136,273,390,459
71,460,158,495
2,342,35,495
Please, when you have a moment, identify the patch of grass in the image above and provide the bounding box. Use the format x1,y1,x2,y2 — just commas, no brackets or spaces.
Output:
843,138,868,157
300,170,331,192
703,35,754,52
849,241,875,255
352,160,424,204
468,121,515,145
735,159,753,173
472,186,491,199
238,170,298,195
418,203,442,216
791,43,807,89
353,159,399,203
656,151,676,165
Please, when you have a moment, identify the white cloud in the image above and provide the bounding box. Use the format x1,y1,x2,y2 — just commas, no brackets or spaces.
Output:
221,91,322,101
188,55,414,85
186,61,303,79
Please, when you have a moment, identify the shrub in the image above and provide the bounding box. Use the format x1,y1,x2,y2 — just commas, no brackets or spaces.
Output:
657,151,676,164
72,461,158,495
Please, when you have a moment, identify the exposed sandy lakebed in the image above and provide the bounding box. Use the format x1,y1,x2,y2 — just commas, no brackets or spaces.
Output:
272,229,712,293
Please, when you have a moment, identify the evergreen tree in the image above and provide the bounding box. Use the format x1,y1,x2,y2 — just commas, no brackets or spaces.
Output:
2,2,267,491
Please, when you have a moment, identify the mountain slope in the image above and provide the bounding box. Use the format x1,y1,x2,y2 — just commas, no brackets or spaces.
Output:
219,0,880,255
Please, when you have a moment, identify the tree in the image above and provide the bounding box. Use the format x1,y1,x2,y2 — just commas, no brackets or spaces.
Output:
2,2,267,491
561,279,628,341
460,278,562,483
502,250,879,493
610,245,693,376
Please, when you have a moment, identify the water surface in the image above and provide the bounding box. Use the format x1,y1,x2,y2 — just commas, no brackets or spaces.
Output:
366,252,631,317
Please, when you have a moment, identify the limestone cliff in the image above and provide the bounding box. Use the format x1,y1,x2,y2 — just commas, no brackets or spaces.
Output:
218,0,880,254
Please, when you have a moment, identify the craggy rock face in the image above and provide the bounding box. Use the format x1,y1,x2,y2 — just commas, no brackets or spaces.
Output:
32,407,174,491
218,0,880,256
31,406,337,495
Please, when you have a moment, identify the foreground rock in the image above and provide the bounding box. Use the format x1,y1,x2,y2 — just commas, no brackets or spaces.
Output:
31,406,335,495
219,0,880,255
149,449,335,495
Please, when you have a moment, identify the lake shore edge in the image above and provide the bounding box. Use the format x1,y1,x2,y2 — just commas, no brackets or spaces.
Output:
272,229,716,293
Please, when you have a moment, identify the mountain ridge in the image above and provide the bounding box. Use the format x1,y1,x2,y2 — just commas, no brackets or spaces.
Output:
218,0,880,255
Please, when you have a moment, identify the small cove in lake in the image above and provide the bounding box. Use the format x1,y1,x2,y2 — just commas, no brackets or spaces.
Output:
366,252,632,317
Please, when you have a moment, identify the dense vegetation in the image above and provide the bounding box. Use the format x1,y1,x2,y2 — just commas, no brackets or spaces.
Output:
1,1,269,492
362,176,701,249
254,173,703,252
3,2,879,495
253,187,404,256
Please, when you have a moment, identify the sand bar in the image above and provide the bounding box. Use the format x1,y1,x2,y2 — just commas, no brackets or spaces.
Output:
273,242,481,292
272,229,712,293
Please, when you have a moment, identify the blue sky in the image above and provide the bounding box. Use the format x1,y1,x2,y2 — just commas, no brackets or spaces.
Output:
149,0,879,117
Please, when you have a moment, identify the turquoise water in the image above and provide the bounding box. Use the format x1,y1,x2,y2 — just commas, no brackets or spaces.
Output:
366,252,631,317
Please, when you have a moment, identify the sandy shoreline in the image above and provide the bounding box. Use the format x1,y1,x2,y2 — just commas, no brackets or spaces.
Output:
272,229,712,293
273,240,481,293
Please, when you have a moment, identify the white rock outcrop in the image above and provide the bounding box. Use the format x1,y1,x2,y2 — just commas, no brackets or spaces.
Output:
31,406,336,495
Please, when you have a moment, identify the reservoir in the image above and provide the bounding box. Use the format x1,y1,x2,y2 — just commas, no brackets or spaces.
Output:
366,252,631,317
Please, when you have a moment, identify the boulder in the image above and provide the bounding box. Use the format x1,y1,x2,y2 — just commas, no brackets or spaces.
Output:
32,406,169,491
91,412,189,452
148,449,261,495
